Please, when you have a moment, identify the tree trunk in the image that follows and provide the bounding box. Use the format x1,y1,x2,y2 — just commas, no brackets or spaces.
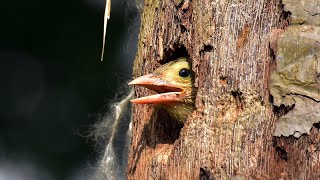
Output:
127,0,320,179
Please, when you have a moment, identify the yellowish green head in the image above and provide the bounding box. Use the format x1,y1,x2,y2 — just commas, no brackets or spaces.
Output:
129,57,196,123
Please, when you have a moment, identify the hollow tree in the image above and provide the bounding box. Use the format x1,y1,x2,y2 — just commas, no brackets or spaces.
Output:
127,0,320,179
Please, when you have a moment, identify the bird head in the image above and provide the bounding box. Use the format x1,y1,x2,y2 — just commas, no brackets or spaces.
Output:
128,57,196,123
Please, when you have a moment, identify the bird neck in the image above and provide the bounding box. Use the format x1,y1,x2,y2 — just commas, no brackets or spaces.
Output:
162,103,194,124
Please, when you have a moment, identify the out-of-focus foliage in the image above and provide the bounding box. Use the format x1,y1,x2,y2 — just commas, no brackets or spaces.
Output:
0,0,140,179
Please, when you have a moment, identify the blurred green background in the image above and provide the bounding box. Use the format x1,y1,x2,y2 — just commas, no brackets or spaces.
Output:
0,0,140,179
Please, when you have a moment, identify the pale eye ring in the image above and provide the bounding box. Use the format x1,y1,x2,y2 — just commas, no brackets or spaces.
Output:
179,68,190,78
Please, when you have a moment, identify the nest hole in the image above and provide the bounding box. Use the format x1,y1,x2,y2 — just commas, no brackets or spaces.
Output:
143,44,191,147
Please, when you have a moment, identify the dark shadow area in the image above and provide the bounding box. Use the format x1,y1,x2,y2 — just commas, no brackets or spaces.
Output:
314,122,320,130
272,103,295,117
144,107,183,147
161,44,189,64
199,166,215,180
200,45,214,55
272,138,289,162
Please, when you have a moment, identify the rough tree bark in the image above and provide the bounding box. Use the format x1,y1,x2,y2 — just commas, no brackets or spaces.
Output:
127,0,320,179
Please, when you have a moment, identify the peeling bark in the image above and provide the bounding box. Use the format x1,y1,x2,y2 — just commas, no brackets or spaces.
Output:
127,0,320,179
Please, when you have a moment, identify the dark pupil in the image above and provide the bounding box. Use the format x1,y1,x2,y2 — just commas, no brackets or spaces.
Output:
179,68,190,78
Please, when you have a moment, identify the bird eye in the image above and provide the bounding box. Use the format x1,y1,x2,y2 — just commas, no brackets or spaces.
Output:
179,68,190,78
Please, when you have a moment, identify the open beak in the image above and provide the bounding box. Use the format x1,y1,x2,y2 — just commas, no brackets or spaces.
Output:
128,74,183,104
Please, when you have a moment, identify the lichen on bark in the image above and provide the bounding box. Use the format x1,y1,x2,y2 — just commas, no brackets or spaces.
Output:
282,0,320,26
271,25,320,137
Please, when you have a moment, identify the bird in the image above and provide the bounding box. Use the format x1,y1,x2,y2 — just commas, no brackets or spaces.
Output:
128,57,196,123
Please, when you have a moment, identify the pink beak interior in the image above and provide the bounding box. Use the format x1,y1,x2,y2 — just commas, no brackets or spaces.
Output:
128,74,182,104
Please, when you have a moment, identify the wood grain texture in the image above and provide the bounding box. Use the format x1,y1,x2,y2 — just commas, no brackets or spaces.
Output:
127,0,319,179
